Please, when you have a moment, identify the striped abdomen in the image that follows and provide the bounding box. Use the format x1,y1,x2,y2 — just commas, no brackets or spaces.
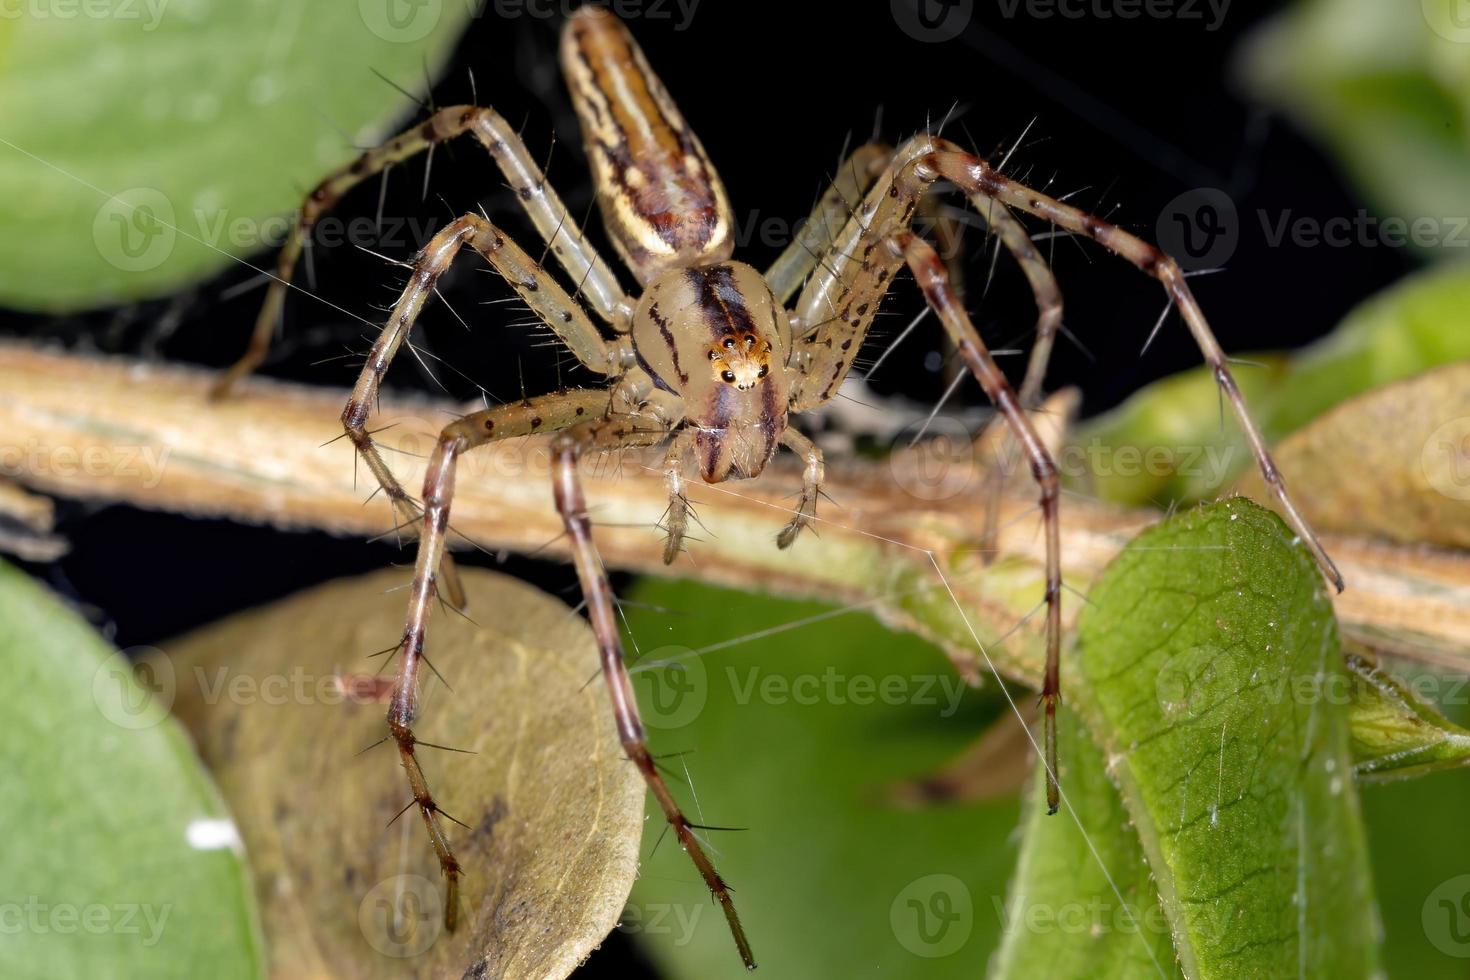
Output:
560,7,734,283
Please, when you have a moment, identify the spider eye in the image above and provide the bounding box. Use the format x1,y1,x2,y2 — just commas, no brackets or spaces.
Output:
708,350,718,360
721,370,736,383
758,365,768,378
745,335,755,348
723,338,735,349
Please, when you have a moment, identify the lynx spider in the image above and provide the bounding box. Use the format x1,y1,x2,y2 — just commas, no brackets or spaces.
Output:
213,7,1343,968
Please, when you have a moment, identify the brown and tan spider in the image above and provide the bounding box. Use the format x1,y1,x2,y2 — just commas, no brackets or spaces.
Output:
211,6,1342,969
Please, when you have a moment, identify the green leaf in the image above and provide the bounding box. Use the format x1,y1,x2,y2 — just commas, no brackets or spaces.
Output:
1073,498,1380,977
1072,262,1470,506
0,0,474,309
991,708,1182,979
1345,647,1470,780
1236,0,1470,259
619,580,1023,978
0,559,264,978
1363,773,1470,976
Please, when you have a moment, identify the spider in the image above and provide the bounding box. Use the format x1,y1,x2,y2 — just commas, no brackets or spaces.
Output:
211,6,1342,969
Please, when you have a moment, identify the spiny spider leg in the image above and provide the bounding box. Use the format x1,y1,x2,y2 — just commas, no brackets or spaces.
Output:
660,429,697,564
776,428,825,549
339,212,617,589
962,193,1065,564
889,229,1064,812
213,103,632,398
910,141,1344,591
788,133,1342,815
389,389,608,930
552,416,756,971
973,196,1065,410
339,211,618,928
766,141,892,305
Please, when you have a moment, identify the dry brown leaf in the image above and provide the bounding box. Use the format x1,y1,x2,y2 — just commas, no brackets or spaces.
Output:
161,568,642,980
1236,361,1470,549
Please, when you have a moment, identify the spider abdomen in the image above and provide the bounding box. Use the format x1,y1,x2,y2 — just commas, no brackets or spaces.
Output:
561,6,735,283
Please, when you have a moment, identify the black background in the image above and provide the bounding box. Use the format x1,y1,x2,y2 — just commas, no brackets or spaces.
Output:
5,2,1420,974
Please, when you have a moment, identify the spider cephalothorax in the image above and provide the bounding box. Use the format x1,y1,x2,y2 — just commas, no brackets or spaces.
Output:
216,5,1343,970
632,262,791,482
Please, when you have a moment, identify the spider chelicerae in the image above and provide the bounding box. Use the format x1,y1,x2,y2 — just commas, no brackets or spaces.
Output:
212,6,1342,969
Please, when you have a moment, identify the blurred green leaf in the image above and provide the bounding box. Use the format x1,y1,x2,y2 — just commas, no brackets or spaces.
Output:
0,0,473,309
620,580,1023,979
991,708,1182,980
1237,0,1470,258
1073,498,1379,977
1345,647,1470,780
0,560,263,979
1073,262,1470,505
1363,771,1470,976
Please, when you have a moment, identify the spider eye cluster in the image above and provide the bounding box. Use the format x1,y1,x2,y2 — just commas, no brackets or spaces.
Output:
708,331,774,390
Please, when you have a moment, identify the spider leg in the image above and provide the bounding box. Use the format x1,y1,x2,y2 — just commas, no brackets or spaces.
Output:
214,104,631,397
660,429,697,564
973,197,1065,410
385,389,607,932
552,416,756,971
341,213,616,609
978,198,1065,564
776,427,824,549
888,229,1063,814
766,141,892,306
915,143,1343,592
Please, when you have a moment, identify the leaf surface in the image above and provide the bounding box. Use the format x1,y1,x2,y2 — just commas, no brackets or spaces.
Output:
165,567,643,979
0,560,264,979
